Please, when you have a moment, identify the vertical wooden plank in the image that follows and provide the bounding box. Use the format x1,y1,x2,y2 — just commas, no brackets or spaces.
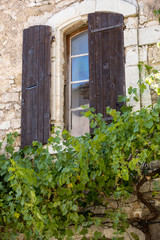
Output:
31,26,39,142
101,13,108,117
95,33,102,114
26,88,33,145
109,28,116,109
21,28,28,148
102,30,110,118
95,13,103,115
115,27,125,110
38,26,45,143
27,27,34,145
88,13,95,112
44,26,52,143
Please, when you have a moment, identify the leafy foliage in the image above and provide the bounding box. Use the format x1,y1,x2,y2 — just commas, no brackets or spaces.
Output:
0,93,160,239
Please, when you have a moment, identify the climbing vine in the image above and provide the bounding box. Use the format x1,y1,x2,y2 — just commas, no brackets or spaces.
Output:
0,86,160,239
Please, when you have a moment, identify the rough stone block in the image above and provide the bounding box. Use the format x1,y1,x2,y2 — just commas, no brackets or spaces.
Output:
0,104,5,109
139,15,148,25
148,44,160,64
11,119,21,129
139,26,160,46
146,20,160,27
125,195,137,203
125,46,138,66
124,29,137,47
139,45,148,62
14,103,21,111
95,0,137,17
139,181,151,193
75,0,96,17
5,104,12,110
0,121,10,130
125,66,140,110
2,92,19,103
0,111,4,118
124,16,138,29
125,66,139,89
132,209,143,218
141,87,152,107
6,111,15,120
49,4,77,28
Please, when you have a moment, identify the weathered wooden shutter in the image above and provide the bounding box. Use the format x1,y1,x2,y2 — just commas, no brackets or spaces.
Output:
88,12,125,118
21,25,52,148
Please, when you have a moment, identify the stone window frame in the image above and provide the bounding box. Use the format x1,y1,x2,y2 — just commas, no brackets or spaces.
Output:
46,0,139,129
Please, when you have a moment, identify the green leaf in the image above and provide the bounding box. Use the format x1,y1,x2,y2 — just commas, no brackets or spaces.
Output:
80,228,88,236
121,168,129,181
93,231,103,239
145,120,153,129
130,232,140,240
71,204,78,211
61,203,68,215
70,212,79,223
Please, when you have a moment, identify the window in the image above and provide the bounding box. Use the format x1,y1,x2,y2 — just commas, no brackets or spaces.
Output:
68,30,90,136
65,12,125,136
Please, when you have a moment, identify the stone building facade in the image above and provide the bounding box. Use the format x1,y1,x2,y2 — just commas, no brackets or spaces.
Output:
0,0,160,239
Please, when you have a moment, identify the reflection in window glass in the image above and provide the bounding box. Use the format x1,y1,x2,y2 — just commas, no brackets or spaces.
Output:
71,110,89,137
71,82,89,109
69,30,89,137
71,31,88,55
71,56,89,82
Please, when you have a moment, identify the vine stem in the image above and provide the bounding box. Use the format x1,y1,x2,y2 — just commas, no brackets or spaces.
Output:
136,167,160,220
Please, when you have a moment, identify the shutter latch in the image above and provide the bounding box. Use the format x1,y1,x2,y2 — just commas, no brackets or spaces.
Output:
51,36,55,42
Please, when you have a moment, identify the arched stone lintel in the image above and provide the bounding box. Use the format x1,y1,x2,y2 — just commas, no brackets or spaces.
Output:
46,0,137,31
122,0,138,7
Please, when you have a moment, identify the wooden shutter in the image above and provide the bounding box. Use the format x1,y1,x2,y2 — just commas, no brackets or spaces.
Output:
21,25,52,148
88,12,125,118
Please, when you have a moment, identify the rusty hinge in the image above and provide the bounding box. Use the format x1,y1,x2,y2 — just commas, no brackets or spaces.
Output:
51,36,55,43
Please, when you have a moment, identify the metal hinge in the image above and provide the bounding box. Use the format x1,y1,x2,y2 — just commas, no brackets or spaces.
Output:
91,23,124,33
51,36,55,42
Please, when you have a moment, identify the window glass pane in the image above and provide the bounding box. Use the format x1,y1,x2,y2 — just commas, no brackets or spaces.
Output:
72,55,89,82
71,82,89,109
71,110,89,137
71,31,88,55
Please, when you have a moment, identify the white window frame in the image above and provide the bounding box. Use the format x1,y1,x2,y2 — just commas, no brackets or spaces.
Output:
68,30,89,134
